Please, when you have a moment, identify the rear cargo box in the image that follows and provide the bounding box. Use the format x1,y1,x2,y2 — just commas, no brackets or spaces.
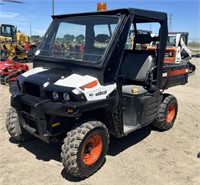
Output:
161,63,190,89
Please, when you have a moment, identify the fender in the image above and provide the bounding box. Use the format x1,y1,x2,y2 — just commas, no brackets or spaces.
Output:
54,74,117,101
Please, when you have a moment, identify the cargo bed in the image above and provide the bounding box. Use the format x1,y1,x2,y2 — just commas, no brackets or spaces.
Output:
161,61,195,89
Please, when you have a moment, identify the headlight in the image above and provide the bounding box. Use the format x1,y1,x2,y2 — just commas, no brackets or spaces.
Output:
52,91,59,100
63,92,70,102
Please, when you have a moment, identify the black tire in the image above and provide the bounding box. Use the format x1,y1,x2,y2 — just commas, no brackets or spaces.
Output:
0,75,6,85
152,94,178,131
6,108,34,142
61,121,109,178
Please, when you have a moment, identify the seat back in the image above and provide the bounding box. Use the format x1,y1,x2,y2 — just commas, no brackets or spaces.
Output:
133,33,152,50
122,53,154,83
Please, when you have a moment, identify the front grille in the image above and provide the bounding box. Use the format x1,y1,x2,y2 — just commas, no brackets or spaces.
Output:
23,82,40,97
23,113,39,134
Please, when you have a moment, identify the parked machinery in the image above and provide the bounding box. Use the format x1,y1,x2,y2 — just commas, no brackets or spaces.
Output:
0,24,30,61
149,32,192,63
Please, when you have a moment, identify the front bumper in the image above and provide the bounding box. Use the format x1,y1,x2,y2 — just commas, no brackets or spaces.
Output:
11,93,115,142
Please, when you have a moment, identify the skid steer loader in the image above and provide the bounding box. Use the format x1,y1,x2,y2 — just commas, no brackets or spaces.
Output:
149,32,192,63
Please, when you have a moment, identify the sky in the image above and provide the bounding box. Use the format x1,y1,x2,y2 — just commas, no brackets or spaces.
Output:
0,0,199,42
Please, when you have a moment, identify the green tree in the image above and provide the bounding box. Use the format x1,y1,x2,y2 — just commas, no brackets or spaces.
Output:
76,34,85,42
64,34,75,42
188,41,200,48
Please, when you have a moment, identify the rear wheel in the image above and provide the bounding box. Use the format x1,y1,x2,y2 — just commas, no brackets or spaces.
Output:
61,121,109,178
6,108,34,142
152,94,178,131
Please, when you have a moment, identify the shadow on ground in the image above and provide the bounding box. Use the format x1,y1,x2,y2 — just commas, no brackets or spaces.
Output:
108,124,152,156
9,138,62,162
9,124,152,182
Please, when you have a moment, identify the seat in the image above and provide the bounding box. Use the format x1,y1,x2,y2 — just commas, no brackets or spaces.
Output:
83,34,109,61
122,53,154,95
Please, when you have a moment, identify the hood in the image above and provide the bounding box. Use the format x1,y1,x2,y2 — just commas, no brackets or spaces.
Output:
18,67,72,86
18,67,117,101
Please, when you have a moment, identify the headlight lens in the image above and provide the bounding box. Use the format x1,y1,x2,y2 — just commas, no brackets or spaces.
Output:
63,92,70,102
52,91,59,100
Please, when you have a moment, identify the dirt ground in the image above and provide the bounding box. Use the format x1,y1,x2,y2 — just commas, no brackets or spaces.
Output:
0,58,199,185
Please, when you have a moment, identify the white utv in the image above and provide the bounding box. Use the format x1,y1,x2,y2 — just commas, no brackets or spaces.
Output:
6,7,195,178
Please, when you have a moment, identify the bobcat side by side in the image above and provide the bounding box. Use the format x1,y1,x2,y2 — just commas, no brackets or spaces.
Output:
6,7,195,178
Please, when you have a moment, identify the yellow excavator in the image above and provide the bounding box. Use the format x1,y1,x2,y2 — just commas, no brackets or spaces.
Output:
0,24,29,61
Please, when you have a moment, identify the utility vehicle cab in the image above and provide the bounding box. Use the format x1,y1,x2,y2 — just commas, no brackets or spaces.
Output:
7,7,195,178
0,24,17,42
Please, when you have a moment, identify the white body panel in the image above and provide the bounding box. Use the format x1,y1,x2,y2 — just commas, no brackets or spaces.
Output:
21,68,116,102
55,74,97,88
55,74,116,101
22,67,48,77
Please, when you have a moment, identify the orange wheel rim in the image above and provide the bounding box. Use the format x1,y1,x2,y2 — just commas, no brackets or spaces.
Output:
82,134,103,165
166,103,176,123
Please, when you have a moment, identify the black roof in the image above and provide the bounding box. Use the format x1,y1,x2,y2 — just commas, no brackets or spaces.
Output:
52,8,167,23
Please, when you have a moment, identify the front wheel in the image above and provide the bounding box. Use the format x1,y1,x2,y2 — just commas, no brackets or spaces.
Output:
61,121,109,178
152,94,178,131
6,108,34,142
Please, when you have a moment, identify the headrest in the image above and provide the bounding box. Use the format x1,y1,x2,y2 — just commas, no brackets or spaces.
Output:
134,34,152,44
95,34,110,43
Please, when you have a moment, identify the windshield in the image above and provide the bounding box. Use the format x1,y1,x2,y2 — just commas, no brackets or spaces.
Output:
0,24,16,40
167,35,176,46
36,15,119,64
